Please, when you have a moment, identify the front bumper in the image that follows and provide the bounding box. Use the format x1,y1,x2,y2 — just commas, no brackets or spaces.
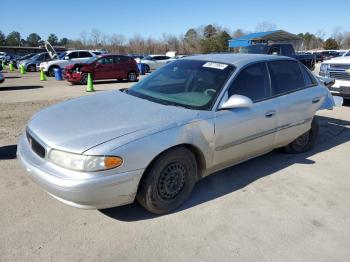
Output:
329,80,350,99
17,134,144,209
64,71,83,83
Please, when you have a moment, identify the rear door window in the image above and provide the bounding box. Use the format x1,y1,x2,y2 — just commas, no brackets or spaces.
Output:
98,57,114,64
281,45,294,56
268,60,305,96
300,64,316,86
227,62,271,102
269,46,281,55
79,52,93,58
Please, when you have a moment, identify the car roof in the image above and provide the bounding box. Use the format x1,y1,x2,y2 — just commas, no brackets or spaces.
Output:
99,54,129,57
184,53,295,67
66,50,92,53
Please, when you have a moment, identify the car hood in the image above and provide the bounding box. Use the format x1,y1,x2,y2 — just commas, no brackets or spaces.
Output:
324,57,350,64
21,58,37,65
28,90,200,154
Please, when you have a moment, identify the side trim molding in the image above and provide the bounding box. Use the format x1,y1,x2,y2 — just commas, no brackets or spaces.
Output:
215,117,312,151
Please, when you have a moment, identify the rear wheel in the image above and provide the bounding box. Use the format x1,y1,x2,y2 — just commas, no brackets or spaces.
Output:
137,147,197,214
27,64,36,72
48,66,58,77
284,118,319,153
145,64,150,73
127,72,137,82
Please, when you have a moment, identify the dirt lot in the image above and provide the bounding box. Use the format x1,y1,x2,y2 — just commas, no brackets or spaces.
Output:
1,70,350,262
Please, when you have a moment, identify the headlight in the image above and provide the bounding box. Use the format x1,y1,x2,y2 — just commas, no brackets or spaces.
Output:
320,63,329,72
48,149,123,172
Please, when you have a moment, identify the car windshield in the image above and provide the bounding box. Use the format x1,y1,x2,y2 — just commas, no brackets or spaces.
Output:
86,57,99,64
58,52,67,60
128,59,235,110
31,54,41,60
143,56,154,60
21,54,34,59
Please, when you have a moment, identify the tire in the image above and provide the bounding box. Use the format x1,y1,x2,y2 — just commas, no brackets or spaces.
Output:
127,72,137,82
27,64,36,72
137,147,197,214
80,73,89,85
284,117,319,154
48,66,58,77
145,64,150,73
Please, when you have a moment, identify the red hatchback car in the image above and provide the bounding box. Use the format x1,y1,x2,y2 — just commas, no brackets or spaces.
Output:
64,54,139,84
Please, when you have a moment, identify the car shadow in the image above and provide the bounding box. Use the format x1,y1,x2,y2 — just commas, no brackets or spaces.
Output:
100,115,350,221
0,145,17,160
0,85,43,91
3,76,21,79
93,80,137,85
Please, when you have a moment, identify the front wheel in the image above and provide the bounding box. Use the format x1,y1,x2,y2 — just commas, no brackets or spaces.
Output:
127,72,137,82
284,118,319,153
137,147,197,214
27,64,36,72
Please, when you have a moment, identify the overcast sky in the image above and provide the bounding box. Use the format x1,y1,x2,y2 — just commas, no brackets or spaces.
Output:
1,0,348,40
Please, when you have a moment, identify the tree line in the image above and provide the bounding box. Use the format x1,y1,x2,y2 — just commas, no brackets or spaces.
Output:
1,23,350,54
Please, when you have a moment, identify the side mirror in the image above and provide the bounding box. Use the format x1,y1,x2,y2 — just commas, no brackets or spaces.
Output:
317,76,335,88
219,95,253,110
96,63,102,68
64,56,70,60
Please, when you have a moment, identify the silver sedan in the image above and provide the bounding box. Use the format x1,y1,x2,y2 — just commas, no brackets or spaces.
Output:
18,54,333,214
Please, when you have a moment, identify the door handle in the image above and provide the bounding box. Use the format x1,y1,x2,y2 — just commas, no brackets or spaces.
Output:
312,97,321,103
265,110,276,118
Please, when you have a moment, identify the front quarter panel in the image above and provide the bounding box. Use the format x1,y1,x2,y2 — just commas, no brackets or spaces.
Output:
84,116,215,176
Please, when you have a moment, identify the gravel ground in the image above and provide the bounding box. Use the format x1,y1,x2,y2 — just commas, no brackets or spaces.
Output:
0,70,350,262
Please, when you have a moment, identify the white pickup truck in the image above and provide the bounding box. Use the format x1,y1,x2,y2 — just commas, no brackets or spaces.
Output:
319,50,350,100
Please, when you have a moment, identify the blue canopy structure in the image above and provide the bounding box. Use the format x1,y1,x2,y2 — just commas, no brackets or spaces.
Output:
229,30,302,48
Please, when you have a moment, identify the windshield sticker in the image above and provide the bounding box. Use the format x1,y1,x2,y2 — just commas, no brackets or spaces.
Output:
203,62,228,70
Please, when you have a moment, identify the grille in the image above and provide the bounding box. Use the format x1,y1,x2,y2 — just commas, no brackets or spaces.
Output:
329,71,350,81
330,64,350,70
26,131,46,158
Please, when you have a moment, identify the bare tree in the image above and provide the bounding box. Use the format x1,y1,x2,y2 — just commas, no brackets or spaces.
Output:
80,30,88,46
232,29,245,38
109,34,126,53
332,26,344,48
90,29,102,47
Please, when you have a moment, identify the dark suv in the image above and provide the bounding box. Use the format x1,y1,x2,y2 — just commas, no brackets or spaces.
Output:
64,55,139,84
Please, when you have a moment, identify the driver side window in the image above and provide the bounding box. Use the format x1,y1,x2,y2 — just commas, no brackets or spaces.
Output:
68,52,79,59
227,62,271,102
98,57,114,64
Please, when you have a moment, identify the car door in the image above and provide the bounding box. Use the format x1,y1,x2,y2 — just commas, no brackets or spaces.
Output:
113,56,124,79
94,56,114,80
267,60,325,147
213,62,279,169
64,51,80,67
